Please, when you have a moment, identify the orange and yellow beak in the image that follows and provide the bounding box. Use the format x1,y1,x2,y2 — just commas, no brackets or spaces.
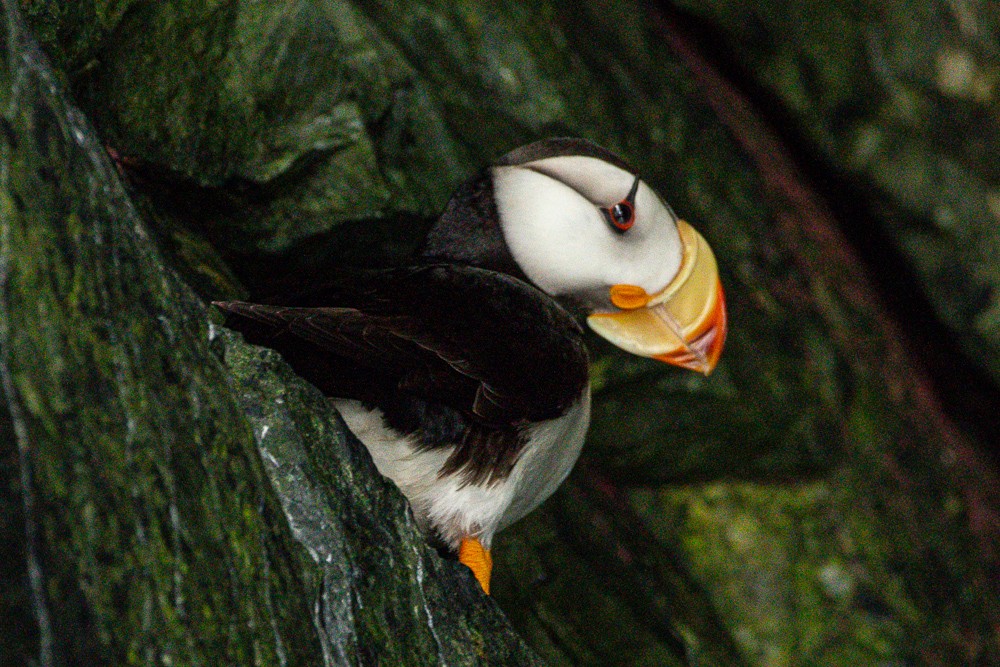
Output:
586,220,727,376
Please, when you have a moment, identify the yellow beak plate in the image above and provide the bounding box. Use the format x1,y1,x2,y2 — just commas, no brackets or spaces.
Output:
587,220,727,375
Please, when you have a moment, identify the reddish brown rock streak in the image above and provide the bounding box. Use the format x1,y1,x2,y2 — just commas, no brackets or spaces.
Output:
650,0,999,621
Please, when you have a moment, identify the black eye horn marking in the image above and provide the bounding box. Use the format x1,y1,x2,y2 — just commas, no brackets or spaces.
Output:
602,175,641,232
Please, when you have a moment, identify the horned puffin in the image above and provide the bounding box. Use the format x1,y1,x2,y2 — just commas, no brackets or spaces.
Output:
215,138,727,594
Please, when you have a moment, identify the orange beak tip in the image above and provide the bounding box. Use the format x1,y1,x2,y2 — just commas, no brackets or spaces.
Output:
651,279,727,376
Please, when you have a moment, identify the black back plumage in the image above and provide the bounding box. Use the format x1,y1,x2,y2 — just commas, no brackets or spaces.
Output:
421,169,525,279
217,138,627,484
216,264,589,484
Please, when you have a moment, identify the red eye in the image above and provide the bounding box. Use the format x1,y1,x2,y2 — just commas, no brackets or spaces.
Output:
604,201,635,231
603,174,641,233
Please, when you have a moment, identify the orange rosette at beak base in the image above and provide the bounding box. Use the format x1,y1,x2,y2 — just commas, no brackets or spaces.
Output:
587,220,728,376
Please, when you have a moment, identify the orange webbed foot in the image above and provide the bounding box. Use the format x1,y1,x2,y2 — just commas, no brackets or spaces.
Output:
458,537,492,594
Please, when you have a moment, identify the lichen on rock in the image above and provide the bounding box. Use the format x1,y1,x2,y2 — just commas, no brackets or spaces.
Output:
0,2,540,663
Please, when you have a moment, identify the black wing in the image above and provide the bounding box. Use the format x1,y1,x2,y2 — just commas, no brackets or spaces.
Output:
215,263,588,439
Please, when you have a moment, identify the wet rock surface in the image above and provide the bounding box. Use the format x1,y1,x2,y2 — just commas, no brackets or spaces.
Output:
0,2,539,663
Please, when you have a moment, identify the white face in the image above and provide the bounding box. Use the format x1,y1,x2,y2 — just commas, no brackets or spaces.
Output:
492,155,684,310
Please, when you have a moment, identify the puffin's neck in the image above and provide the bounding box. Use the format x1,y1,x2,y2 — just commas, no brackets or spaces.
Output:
421,170,528,282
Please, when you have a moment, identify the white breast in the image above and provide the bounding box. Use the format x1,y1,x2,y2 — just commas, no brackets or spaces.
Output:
333,390,591,549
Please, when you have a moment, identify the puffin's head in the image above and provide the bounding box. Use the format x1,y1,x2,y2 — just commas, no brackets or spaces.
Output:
425,137,727,376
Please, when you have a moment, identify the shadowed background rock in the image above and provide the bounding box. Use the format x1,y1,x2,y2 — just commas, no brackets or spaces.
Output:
2,0,998,665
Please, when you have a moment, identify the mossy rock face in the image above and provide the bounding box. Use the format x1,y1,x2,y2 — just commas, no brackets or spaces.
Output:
0,3,539,663
5,0,999,665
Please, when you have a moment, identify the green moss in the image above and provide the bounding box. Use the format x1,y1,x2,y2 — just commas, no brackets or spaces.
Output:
0,4,540,662
631,482,905,666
